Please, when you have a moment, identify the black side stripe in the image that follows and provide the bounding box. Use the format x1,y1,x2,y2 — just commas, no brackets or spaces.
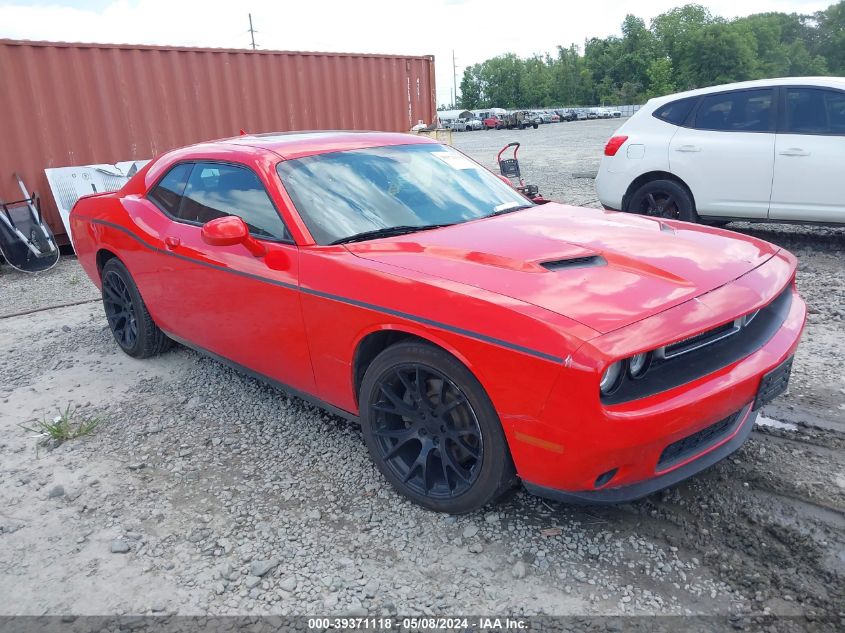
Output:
91,218,564,364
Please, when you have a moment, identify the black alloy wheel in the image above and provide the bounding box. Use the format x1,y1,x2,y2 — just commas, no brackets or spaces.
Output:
103,268,138,350
360,342,516,513
626,179,697,223
370,363,483,498
100,258,171,358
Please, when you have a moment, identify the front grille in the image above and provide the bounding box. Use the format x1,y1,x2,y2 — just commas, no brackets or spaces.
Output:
602,285,793,405
663,321,739,358
658,409,743,470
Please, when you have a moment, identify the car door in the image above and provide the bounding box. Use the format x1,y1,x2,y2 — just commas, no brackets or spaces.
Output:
669,88,776,219
145,160,315,394
770,86,845,223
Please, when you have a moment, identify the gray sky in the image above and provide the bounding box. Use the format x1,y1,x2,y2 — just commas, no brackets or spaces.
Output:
0,0,832,105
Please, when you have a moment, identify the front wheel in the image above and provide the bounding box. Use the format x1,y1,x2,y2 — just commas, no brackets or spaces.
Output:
359,342,516,513
101,258,171,358
625,179,697,222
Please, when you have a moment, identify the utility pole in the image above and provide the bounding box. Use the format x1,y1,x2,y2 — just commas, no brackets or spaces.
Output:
452,50,458,108
248,13,257,50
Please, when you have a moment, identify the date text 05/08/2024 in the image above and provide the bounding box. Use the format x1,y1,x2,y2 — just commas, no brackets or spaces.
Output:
307,617,528,630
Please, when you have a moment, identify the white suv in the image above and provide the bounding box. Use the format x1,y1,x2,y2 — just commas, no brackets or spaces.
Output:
595,77,845,225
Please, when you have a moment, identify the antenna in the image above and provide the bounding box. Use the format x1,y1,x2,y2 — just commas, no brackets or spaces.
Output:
248,13,257,50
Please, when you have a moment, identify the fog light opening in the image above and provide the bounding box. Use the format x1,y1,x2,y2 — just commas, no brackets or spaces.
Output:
594,468,618,489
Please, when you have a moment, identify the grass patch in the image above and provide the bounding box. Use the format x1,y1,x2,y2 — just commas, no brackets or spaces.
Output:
20,404,101,443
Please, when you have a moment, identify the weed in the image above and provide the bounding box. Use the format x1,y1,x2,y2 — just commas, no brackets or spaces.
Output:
20,403,101,443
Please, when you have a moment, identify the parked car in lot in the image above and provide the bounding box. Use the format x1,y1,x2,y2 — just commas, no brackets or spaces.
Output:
596,77,845,225
502,110,541,129
448,117,483,131
483,115,504,130
70,131,805,513
556,108,577,122
609,109,623,118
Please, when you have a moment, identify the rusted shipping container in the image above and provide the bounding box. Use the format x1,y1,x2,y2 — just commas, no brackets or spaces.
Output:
0,39,437,243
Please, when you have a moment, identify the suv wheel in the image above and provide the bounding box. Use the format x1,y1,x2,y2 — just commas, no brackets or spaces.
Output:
626,179,697,223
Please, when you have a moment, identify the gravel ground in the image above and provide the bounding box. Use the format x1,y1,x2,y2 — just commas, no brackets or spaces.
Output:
0,121,843,626
0,256,100,317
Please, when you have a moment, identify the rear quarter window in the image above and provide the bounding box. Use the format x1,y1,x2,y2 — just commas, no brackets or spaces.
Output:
148,163,192,216
652,98,696,126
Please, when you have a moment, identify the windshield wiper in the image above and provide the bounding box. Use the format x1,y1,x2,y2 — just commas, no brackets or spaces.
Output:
330,223,453,245
488,203,533,217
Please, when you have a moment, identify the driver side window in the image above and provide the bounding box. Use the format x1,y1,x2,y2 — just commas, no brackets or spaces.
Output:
149,162,291,241
177,162,290,241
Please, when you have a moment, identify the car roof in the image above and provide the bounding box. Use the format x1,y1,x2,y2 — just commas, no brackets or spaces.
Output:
646,76,845,108
191,130,437,160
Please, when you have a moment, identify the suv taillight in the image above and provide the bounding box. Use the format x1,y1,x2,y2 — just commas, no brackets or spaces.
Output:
604,135,629,156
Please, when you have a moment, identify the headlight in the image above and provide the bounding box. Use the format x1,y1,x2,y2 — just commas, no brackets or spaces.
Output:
599,361,624,395
628,352,651,379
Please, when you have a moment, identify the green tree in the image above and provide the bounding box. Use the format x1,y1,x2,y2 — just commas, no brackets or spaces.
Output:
679,22,757,86
479,54,525,108
520,55,552,107
646,58,676,98
651,4,718,89
459,65,483,109
814,1,845,74
456,2,843,108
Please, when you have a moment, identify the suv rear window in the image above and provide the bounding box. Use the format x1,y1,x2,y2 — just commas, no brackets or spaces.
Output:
694,89,773,132
653,98,696,126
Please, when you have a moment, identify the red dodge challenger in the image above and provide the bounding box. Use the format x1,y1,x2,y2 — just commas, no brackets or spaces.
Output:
70,132,806,513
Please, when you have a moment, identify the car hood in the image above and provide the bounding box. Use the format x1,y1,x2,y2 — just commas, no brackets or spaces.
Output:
346,204,779,334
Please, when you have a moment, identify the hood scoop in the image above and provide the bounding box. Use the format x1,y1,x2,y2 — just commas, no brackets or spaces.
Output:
540,255,606,271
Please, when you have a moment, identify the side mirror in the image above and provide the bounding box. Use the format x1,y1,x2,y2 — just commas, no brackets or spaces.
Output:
201,216,265,257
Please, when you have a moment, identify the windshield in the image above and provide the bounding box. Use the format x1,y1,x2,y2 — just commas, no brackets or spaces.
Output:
276,143,532,245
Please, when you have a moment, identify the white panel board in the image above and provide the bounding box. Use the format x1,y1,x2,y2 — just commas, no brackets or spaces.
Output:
44,160,149,247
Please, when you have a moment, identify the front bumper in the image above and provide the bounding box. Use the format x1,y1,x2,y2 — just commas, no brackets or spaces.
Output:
524,404,756,504
506,251,805,500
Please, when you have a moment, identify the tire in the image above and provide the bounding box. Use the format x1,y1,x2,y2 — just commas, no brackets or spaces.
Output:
532,123,539,129
359,341,517,513
625,179,697,222
101,258,171,358
701,219,730,227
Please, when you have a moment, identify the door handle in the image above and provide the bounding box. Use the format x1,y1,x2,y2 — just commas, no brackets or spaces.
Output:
675,144,701,153
778,148,810,157
164,236,181,250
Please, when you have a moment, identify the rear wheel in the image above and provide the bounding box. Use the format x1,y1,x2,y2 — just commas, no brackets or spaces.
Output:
625,179,697,222
360,342,516,513
101,258,170,358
